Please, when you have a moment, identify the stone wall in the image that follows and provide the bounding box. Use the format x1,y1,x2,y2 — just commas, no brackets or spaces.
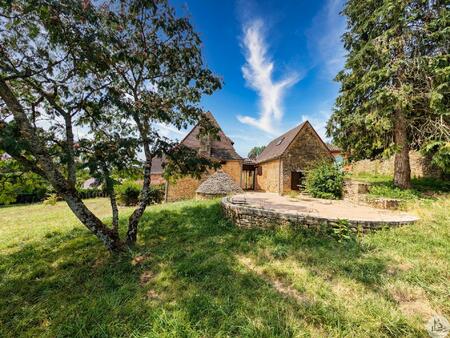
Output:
150,174,165,185
222,197,415,233
281,124,333,194
350,151,442,178
221,160,242,187
166,175,204,202
255,159,280,193
166,160,243,201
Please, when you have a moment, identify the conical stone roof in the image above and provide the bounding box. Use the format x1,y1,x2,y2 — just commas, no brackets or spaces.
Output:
196,172,243,195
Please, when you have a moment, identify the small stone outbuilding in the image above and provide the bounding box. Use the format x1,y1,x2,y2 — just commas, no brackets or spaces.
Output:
196,172,243,199
242,121,333,195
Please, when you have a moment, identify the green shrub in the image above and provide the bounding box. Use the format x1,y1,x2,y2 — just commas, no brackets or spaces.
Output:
116,181,165,206
148,184,165,204
116,180,141,206
43,193,59,206
305,161,344,199
368,185,419,200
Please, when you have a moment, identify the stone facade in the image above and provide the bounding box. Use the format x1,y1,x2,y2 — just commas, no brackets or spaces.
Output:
166,176,204,202
222,197,415,233
222,160,242,187
350,151,442,178
150,173,165,185
255,159,281,193
280,124,333,194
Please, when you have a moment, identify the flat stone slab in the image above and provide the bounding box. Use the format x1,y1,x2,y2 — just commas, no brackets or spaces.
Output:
226,192,418,227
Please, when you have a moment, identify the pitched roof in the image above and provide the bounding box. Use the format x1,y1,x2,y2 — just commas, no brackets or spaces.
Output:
256,121,330,163
151,156,164,174
180,111,242,161
326,143,341,152
255,122,307,163
195,171,243,195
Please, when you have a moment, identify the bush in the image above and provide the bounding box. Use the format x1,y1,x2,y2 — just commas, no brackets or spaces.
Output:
116,180,141,206
305,161,344,199
43,193,59,206
116,181,165,206
77,187,106,199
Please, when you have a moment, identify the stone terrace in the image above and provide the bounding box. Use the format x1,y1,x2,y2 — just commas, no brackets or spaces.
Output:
222,192,419,232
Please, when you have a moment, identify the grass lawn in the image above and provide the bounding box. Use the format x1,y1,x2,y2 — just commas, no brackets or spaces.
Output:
1,192,449,337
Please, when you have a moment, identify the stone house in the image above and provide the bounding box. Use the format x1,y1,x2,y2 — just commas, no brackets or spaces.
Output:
164,112,243,201
156,114,332,200
242,121,333,194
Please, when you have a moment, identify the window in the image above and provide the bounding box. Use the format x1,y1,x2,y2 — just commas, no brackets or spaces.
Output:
257,166,262,176
275,137,285,146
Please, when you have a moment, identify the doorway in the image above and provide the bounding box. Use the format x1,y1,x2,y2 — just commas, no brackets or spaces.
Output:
291,171,305,191
242,163,256,190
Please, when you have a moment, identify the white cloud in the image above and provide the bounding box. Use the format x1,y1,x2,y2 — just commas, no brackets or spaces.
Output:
237,19,299,134
155,122,186,139
307,0,346,77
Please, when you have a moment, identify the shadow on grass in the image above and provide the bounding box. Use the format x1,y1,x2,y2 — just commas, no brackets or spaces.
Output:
0,202,417,337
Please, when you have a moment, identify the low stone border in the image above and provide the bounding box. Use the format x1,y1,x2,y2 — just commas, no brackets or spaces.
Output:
221,197,417,232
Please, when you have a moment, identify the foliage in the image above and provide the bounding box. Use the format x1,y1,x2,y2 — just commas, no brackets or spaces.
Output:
0,156,48,205
43,193,59,206
77,187,105,200
368,185,420,201
248,146,266,159
1,197,449,336
350,172,450,199
305,161,344,199
327,0,449,186
0,0,221,250
116,181,164,206
329,220,357,243
116,180,141,206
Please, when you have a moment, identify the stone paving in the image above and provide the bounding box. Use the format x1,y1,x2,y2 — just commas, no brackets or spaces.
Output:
222,192,419,231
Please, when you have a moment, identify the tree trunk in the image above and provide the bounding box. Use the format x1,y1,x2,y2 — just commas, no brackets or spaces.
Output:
126,157,151,245
61,190,124,251
104,174,119,234
126,116,153,245
393,111,412,189
0,79,124,252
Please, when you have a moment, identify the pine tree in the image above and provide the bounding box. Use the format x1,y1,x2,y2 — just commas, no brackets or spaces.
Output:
328,0,449,188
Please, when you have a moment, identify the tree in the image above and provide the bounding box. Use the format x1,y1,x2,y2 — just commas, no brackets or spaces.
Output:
248,146,265,159
327,0,449,188
0,152,48,204
0,0,221,251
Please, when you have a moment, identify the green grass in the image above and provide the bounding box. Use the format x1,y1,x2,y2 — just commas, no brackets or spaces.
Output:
1,196,449,337
349,173,450,200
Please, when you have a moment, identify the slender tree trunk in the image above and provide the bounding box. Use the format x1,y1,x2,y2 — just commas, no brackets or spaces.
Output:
393,111,412,189
64,113,76,188
127,156,151,245
104,174,119,234
126,116,152,245
0,79,124,252
61,190,124,251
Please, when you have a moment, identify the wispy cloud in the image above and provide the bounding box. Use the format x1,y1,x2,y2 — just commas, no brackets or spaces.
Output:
307,0,346,77
237,20,299,134
155,122,185,139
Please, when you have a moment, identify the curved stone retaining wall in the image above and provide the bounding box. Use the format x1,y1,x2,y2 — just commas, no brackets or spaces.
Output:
221,197,416,232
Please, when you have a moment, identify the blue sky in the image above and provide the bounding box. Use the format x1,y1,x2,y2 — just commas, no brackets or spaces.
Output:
164,0,346,157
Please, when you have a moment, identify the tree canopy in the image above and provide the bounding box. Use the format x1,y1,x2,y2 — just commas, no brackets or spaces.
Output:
248,146,266,159
0,0,221,251
327,0,449,187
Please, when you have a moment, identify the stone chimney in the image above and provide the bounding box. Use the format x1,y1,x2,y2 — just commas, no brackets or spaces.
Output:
199,133,211,157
